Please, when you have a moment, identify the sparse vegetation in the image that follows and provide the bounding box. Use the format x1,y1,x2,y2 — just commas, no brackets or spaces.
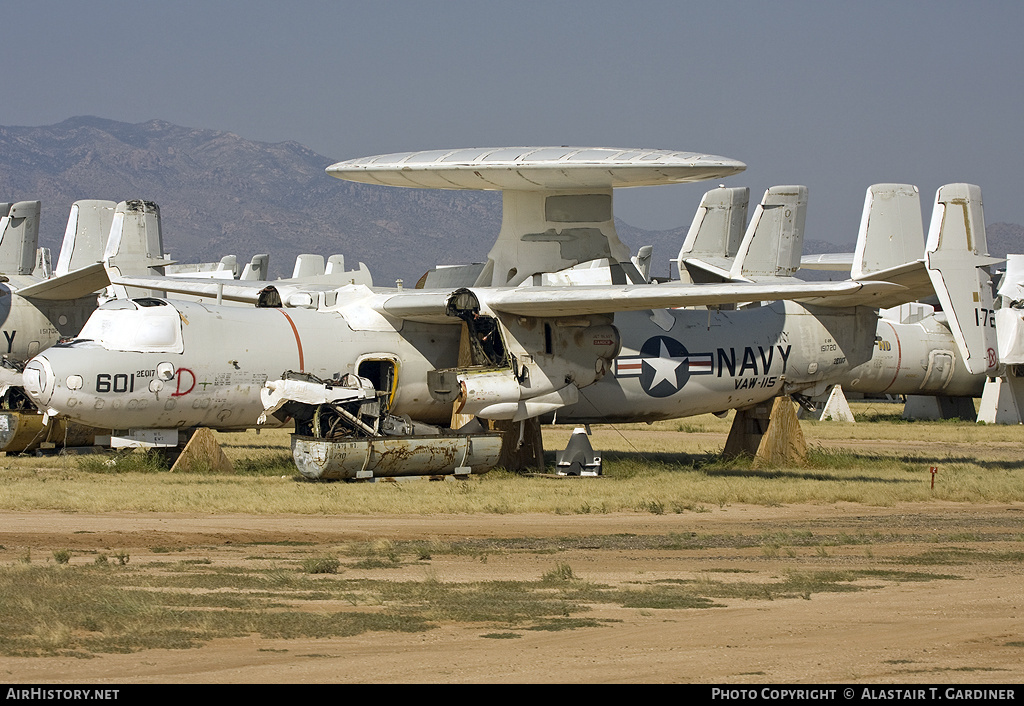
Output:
301,556,341,574
0,409,1018,516
1,407,1021,670
0,525,981,659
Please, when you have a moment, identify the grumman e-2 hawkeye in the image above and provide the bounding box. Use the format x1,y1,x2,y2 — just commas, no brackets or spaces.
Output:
20,148,998,479
579,181,992,424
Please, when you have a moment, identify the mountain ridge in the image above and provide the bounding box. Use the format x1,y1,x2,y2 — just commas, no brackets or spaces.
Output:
1,117,1021,283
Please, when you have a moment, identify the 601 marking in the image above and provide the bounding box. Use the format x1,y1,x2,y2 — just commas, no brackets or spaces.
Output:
96,373,135,393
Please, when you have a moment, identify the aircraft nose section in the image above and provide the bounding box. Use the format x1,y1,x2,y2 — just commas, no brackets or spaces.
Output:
23,356,55,408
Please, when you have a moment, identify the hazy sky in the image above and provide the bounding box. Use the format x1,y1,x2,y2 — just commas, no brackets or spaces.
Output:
3,1,1022,245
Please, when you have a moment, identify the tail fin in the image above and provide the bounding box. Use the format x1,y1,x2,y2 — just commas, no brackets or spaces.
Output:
729,185,807,280
325,255,346,275
0,200,41,275
241,254,270,280
851,184,923,279
675,186,749,282
218,255,239,277
632,245,653,282
33,247,52,278
925,184,1001,374
54,200,117,276
104,200,174,298
292,254,325,279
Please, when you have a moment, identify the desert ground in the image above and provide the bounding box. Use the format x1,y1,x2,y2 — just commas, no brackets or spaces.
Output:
1,413,1023,684
1,503,1022,684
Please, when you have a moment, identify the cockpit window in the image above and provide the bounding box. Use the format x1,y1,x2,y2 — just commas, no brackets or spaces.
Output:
77,298,184,353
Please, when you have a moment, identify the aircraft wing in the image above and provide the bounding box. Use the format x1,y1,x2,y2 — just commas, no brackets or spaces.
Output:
114,270,906,320
107,275,263,303
378,280,905,322
15,262,110,301
107,274,354,306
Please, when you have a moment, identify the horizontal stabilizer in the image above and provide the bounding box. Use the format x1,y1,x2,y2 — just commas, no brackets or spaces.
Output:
17,262,109,301
279,262,373,287
108,269,373,306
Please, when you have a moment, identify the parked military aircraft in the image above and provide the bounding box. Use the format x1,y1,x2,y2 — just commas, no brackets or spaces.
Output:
674,183,986,406
21,149,997,475
0,200,111,370
391,177,992,422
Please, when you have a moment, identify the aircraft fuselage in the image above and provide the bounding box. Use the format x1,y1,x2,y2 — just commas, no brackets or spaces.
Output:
25,296,906,432
552,301,879,423
25,298,461,430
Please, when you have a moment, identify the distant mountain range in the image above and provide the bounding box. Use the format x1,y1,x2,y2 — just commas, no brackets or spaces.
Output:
1,116,1021,284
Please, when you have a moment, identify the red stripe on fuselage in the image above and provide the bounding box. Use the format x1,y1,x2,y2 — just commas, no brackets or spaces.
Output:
277,309,304,371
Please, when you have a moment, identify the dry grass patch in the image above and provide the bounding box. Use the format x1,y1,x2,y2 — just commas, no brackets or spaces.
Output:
0,409,1022,514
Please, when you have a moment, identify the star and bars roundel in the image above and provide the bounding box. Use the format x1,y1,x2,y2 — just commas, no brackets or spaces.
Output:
613,335,713,397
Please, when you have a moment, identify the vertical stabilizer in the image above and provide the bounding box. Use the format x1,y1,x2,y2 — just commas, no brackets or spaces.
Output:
292,254,326,279
218,255,239,278
0,200,41,275
674,186,749,283
924,184,1000,375
678,186,749,260
851,184,923,279
241,254,270,281
104,200,174,298
325,255,346,275
55,200,117,276
729,186,807,279
632,245,653,282
33,247,52,278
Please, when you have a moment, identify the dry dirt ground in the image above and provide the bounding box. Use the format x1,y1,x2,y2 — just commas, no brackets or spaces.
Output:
1,503,1023,684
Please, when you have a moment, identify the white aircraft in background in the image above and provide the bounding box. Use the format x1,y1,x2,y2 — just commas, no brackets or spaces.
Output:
671,183,986,416
0,200,111,366
20,148,997,479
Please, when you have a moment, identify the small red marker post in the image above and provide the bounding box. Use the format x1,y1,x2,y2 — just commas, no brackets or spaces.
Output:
930,466,938,490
